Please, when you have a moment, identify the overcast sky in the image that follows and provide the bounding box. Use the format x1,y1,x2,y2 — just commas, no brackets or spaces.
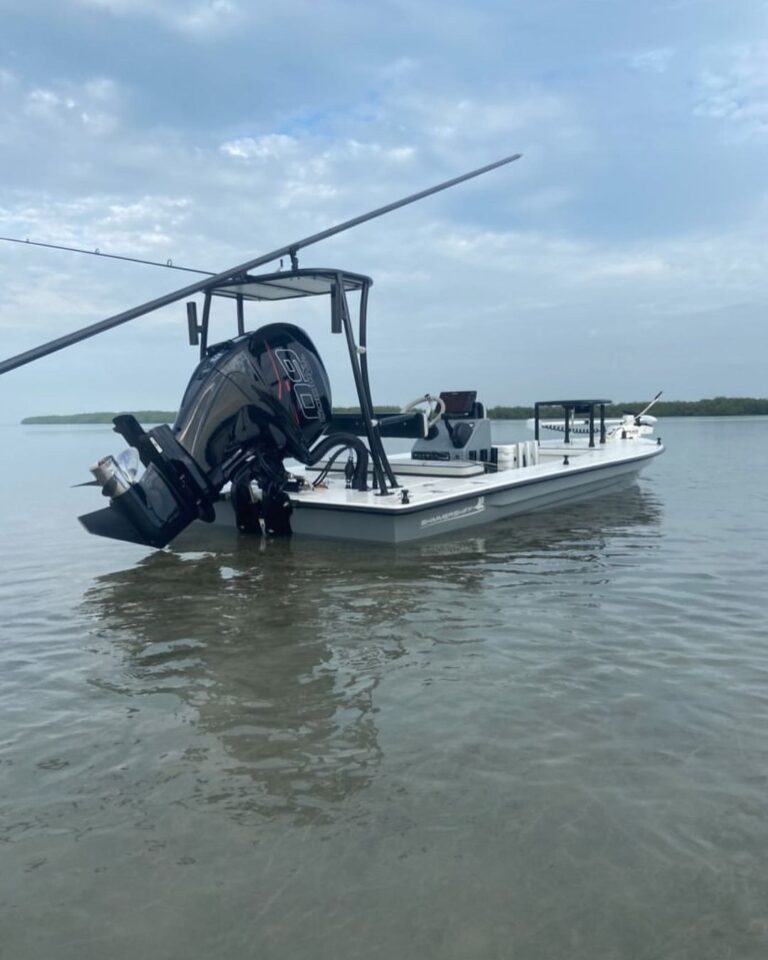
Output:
1,0,766,421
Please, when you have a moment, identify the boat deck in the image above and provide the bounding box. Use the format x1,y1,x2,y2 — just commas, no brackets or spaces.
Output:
287,440,662,514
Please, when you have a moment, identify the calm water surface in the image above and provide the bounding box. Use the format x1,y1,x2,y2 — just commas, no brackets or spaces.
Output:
1,419,768,959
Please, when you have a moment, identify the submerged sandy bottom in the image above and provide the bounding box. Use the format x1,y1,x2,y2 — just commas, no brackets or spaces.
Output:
2,418,768,959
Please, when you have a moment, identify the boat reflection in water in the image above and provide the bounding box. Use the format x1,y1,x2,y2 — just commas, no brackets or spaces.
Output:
82,486,661,825
82,539,400,825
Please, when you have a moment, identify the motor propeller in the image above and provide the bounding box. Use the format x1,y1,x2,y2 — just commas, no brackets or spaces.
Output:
72,432,152,486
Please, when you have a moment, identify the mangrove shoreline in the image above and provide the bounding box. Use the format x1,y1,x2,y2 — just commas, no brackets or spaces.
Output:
20,397,768,425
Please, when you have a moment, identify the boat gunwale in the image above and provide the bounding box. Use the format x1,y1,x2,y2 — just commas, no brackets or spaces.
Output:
288,442,664,516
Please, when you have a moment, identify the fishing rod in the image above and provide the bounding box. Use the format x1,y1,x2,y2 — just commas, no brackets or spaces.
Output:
0,235,214,276
0,152,522,377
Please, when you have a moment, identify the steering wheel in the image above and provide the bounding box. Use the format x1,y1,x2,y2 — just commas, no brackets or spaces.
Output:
402,393,445,428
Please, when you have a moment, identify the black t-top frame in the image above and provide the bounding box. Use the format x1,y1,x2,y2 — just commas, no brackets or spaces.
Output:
533,399,612,447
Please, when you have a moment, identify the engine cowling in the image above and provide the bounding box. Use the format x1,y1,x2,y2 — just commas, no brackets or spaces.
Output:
79,322,334,547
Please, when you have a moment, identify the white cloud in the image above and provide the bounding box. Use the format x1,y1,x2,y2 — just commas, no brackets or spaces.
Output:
220,134,299,160
695,45,768,137
15,77,120,135
378,57,419,81
0,194,194,265
341,140,416,163
75,0,242,36
406,92,579,144
584,255,669,279
515,186,575,214
83,78,120,102
25,88,74,117
102,198,190,225
276,181,338,209
424,215,768,317
180,0,238,33
627,48,675,74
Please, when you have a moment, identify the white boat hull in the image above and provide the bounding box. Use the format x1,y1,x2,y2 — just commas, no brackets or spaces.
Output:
213,440,663,544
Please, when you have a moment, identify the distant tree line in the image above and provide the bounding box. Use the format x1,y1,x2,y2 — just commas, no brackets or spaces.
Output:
21,406,402,425
21,411,178,424
20,397,768,424
486,397,768,419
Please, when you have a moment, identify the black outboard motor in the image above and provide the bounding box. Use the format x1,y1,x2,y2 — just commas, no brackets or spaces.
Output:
79,322,368,547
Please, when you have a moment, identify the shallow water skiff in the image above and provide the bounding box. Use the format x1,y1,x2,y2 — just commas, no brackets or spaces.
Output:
76,265,663,547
